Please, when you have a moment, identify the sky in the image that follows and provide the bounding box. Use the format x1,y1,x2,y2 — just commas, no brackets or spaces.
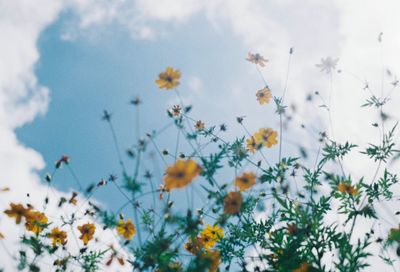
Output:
2,0,400,270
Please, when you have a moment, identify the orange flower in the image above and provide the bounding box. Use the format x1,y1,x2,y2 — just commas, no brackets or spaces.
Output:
246,52,268,67
164,159,201,190
235,172,256,192
49,227,67,246
4,203,32,224
25,210,48,234
293,262,310,272
202,250,220,272
155,67,181,89
246,136,262,153
254,128,278,148
256,87,272,105
78,223,96,245
0,232,4,239
116,219,136,240
224,192,243,215
337,182,358,196
185,236,205,255
195,120,205,131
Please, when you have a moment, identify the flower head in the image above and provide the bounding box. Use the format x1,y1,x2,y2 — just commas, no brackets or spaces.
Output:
78,223,96,245
195,120,205,131
25,210,48,234
116,219,136,240
49,227,67,246
185,236,205,255
235,172,256,192
201,250,220,272
246,136,262,153
316,57,339,74
246,52,268,67
155,67,181,89
256,87,272,105
254,128,278,148
337,182,358,196
200,225,224,249
224,191,242,215
4,203,32,224
164,159,201,190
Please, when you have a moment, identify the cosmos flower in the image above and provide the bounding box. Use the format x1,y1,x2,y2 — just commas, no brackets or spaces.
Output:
0,232,4,239
315,57,339,74
256,86,272,105
235,172,256,192
195,120,205,131
155,67,181,89
25,210,48,234
337,182,358,196
201,250,220,272
246,136,261,153
49,227,67,246
78,223,96,245
4,203,32,224
164,159,201,190
224,192,242,215
116,219,136,240
185,236,205,255
246,52,268,67
200,225,224,249
254,128,278,148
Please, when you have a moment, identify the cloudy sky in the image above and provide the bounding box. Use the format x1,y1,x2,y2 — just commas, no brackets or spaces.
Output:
1,0,400,270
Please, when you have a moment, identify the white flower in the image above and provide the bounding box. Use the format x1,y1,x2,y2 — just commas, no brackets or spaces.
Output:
315,57,339,74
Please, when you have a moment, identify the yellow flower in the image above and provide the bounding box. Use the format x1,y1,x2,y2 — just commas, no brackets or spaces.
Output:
116,219,136,240
0,232,4,239
337,182,358,196
224,191,242,215
246,52,268,67
254,128,278,148
195,120,205,131
164,159,201,190
185,236,204,255
256,87,272,105
293,263,310,272
78,223,96,245
246,136,262,153
4,203,32,224
235,172,256,192
155,67,181,89
49,227,67,246
25,210,48,234
200,225,224,249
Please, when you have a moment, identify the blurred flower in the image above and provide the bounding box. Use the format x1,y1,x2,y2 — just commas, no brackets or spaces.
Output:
337,182,358,196
185,236,204,255
4,203,32,224
254,128,278,148
246,52,268,67
246,136,261,153
25,211,48,234
256,87,272,105
155,67,181,89
116,219,136,240
0,187,10,192
0,232,4,239
200,225,224,249
224,192,242,215
201,250,220,272
316,57,338,74
195,120,205,131
293,262,310,272
78,223,96,245
170,105,182,117
235,172,256,192
49,227,67,246
164,159,201,190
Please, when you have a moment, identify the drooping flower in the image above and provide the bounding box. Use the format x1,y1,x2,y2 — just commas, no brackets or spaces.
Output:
256,87,272,105
164,159,201,190
224,192,243,215
78,223,96,245
195,120,205,131
200,225,224,249
315,57,339,74
235,172,256,192
116,219,136,240
254,128,278,148
246,52,268,67
155,67,181,89
4,203,32,224
25,210,48,234
337,182,358,196
49,227,67,246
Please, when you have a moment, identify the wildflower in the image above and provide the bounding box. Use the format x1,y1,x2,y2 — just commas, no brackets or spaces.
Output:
195,120,205,131
0,187,10,192
25,210,48,234
116,219,136,240
256,87,272,105
155,67,181,89
49,227,67,246
0,232,4,239
246,136,261,153
170,105,182,117
201,250,220,272
316,57,338,74
235,172,257,192
164,159,201,190
4,203,32,224
78,223,96,245
185,236,204,255
224,192,243,215
200,225,224,249
246,52,268,67
293,263,310,272
254,128,278,148
337,182,358,196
